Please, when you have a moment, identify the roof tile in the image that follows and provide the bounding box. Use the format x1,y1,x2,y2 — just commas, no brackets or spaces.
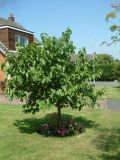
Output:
0,17,28,31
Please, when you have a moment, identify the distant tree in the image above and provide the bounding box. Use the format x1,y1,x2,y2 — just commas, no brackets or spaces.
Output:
3,29,103,128
100,2,120,81
96,63,115,81
113,61,120,81
96,54,113,81
96,54,114,63
96,54,120,81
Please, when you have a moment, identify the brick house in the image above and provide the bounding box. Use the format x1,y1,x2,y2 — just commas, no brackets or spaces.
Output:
0,13,34,83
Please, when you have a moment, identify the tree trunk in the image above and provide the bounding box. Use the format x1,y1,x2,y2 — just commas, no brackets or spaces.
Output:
57,106,61,129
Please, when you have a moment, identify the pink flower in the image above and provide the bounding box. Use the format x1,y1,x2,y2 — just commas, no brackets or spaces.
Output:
57,129,66,136
61,130,65,136
57,130,61,134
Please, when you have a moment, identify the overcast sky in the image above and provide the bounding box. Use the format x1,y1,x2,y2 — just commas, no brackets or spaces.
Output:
0,0,120,59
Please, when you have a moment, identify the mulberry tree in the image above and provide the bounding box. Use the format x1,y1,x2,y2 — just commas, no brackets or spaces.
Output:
3,29,103,127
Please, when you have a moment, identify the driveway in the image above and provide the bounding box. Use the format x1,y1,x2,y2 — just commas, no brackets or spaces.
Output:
0,94,24,105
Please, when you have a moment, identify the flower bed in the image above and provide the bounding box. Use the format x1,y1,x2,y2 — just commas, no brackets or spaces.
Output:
37,119,85,137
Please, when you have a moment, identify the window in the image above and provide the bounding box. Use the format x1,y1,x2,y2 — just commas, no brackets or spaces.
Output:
15,35,28,46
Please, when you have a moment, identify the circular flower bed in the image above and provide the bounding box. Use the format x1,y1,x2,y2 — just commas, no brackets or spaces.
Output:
37,120,85,137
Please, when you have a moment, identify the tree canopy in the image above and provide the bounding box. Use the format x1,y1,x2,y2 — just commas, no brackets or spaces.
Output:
3,28,103,127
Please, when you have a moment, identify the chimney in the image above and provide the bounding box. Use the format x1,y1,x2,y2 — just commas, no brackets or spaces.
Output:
8,13,15,22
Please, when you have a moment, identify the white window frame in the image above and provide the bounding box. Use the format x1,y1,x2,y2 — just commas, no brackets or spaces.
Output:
15,35,28,47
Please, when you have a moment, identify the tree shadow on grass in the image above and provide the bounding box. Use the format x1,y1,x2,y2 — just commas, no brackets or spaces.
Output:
14,112,98,134
93,127,120,160
114,86,120,89
14,118,46,134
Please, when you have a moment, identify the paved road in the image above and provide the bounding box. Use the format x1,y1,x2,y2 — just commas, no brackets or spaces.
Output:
0,94,23,105
0,94,120,111
95,81,120,111
107,100,120,111
0,86,120,111
94,81,120,87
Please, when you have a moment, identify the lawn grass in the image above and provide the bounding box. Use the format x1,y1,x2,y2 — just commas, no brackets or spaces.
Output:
0,104,120,160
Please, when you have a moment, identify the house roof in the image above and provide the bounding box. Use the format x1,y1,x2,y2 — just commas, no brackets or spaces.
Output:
0,14,33,34
71,54,94,62
0,17,27,30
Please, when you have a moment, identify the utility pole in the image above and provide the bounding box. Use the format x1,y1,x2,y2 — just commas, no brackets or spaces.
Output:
91,36,96,86
93,52,96,85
